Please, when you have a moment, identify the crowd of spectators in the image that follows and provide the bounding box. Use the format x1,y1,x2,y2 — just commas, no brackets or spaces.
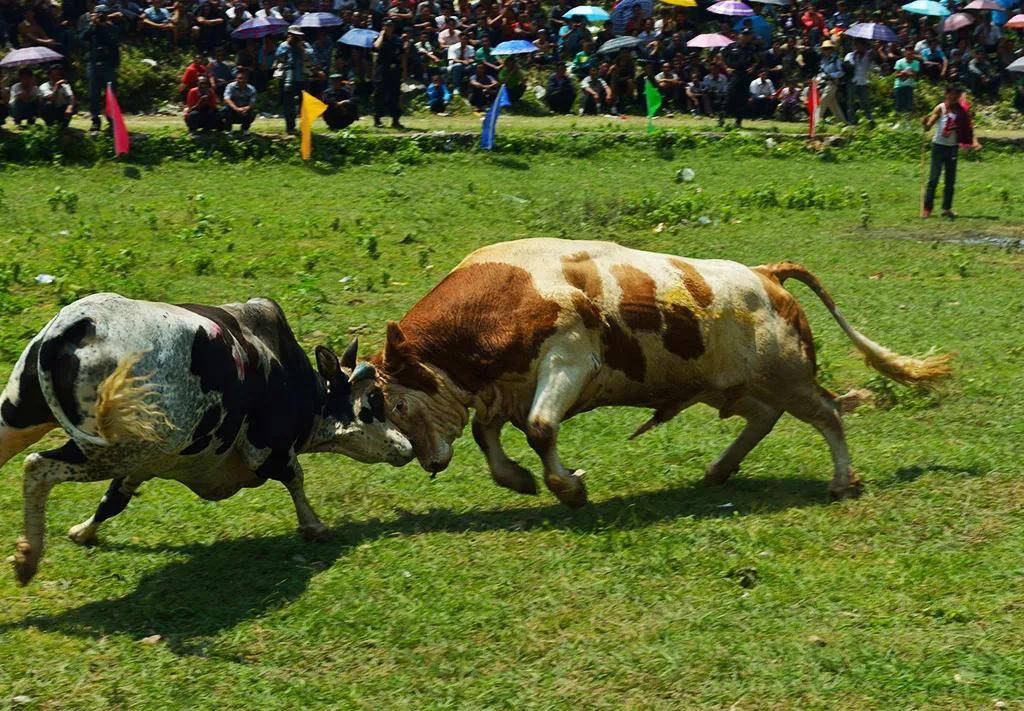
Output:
0,0,1022,133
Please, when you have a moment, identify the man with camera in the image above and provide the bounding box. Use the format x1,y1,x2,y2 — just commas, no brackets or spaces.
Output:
80,3,121,133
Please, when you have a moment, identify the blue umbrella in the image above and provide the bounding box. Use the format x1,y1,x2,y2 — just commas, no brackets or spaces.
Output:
845,21,899,41
492,40,540,55
611,0,653,34
565,5,611,21
901,0,951,16
338,27,379,47
732,15,772,42
231,16,289,39
295,12,343,28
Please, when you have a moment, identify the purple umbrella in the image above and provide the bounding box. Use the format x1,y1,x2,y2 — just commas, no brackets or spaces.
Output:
708,0,755,16
686,32,735,47
845,21,899,42
0,46,63,68
231,16,289,39
295,11,343,28
942,12,974,30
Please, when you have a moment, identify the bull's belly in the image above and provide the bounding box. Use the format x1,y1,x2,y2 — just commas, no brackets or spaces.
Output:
577,365,709,413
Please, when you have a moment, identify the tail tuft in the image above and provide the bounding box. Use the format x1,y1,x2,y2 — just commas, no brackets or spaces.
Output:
94,353,173,444
859,348,953,386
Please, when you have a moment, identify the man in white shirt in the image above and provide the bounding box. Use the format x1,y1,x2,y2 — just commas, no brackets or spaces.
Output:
9,68,42,126
579,65,612,114
843,38,874,124
446,41,474,95
748,69,776,118
39,66,75,128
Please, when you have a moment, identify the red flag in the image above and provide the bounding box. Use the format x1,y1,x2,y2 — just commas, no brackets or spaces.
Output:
808,79,819,138
104,83,130,156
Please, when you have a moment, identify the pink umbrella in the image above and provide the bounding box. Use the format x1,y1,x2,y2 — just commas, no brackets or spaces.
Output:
708,0,754,16
1005,13,1024,27
963,0,1002,9
686,32,735,47
943,11,974,30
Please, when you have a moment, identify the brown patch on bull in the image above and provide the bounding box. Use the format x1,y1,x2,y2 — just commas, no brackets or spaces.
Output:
561,252,602,301
661,302,704,360
668,258,714,308
603,318,646,382
571,292,602,330
753,268,817,369
611,264,661,332
379,263,562,394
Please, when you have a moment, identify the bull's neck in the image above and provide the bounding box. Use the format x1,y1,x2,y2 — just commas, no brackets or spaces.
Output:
301,375,332,454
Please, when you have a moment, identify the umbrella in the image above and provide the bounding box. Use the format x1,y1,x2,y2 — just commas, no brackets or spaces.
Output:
750,0,788,4
686,32,734,47
1009,57,1024,72
659,0,698,6
733,15,772,41
901,0,951,16
338,27,379,47
295,11,343,28
964,0,1003,9
231,16,288,38
611,0,653,34
845,21,899,41
565,5,610,21
942,12,974,30
1006,13,1024,27
708,0,755,16
492,39,540,55
597,35,645,53
0,46,63,68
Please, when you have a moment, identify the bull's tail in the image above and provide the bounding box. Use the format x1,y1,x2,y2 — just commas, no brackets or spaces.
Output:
37,316,171,446
761,262,952,385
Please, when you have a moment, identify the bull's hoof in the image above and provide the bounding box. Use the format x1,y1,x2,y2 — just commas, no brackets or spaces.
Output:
300,523,331,542
493,462,539,496
702,462,739,487
12,537,39,586
548,470,588,509
68,521,99,546
829,478,863,502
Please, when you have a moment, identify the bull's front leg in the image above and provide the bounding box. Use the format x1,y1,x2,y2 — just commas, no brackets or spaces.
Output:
471,415,537,495
281,458,330,541
524,349,592,509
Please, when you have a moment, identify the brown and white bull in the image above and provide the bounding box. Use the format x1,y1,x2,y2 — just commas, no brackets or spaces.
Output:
352,238,951,508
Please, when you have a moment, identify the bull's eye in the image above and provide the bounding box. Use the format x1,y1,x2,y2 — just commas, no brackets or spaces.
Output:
394,399,408,416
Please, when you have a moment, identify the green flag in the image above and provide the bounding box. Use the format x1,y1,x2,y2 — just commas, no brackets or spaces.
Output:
645,78,663,134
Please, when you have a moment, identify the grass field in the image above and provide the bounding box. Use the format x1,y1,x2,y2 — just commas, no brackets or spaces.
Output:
0,144,1023,709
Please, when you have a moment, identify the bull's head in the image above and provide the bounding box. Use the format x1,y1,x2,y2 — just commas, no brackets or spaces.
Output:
311,338,413,467
362,322,468,474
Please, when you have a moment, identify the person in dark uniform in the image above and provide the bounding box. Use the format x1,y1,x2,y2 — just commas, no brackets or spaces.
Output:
723,29,757,128
80,4,120,132
322,73,359,130
372,19,406,129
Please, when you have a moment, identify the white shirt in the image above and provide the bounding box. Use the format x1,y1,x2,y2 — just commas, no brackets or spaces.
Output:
438,27,461,48
40,80,74,106
9,82,41,106
447,42,474,65
843,50,872,85
749,76,775,97
932,102,959,146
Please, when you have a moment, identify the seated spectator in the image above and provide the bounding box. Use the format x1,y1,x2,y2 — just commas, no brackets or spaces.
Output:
973,16,1001,55
749,69,776,118
967,48,1000,99
207,47,234,97
893,45,919,112
179,53,208,100
579,64,612,115
775,79,803,121
141,0,175,44
194,0,227,54
475,35,501,76
498,55,526,103
225,0,252,34
655,60,684,113
9,69,42,126
700,63,729,125
221,67,256,133
446,40,474,95
322,72,359,128
545,62,574,114
571,39,597,79
184,75,220,132
415,31,443,81
425,73,451,113
920,36,947,81
1014,74,1024,115
19,7,61,50
467,62,498,111
39,66,75,128
684,68,704,115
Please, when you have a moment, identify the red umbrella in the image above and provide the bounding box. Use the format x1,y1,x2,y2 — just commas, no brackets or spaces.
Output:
1005,13,1024,27
963,0,1002,10
942,12,974,31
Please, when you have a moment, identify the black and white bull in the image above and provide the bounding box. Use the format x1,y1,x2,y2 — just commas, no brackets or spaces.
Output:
0,293,413,584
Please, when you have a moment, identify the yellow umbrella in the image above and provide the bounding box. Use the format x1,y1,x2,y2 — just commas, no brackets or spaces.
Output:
660,0,698,6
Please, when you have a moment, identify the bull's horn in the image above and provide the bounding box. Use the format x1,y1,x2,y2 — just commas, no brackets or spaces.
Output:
349,362,377,384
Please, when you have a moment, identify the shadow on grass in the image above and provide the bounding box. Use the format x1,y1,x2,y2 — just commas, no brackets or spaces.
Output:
6,475,834,654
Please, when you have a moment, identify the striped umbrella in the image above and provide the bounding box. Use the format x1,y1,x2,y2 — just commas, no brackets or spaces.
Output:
611,0,653,34
708,1,755,16
845,21,899,42
231,16,289,38
0,46,63,67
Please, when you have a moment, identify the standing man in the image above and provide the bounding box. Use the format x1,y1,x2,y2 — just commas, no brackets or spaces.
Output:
814,39,846,126
723,29,757,128
843,38,873,126
372,19,406,129
892,44,919,112
921,85,980,219
275,26,318,135
80,4,120,133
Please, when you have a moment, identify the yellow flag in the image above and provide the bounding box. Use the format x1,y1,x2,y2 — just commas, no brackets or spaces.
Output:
300,90,327,161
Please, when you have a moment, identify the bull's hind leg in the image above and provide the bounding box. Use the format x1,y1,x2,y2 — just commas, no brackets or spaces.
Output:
471,415,538,495
781,387,861,501
67,476,145,545
703,398,783,486
525,348,592,509
13,441,111,585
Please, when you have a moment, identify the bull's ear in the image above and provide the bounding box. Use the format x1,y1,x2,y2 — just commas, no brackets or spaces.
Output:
315,345,342,383
383,321,406,362
340,338,359,370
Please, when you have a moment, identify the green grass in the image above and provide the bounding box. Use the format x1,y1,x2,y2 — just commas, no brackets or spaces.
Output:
1,145,1023,709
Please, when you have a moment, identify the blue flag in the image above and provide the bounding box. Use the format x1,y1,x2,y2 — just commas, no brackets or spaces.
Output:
480,84,511,151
